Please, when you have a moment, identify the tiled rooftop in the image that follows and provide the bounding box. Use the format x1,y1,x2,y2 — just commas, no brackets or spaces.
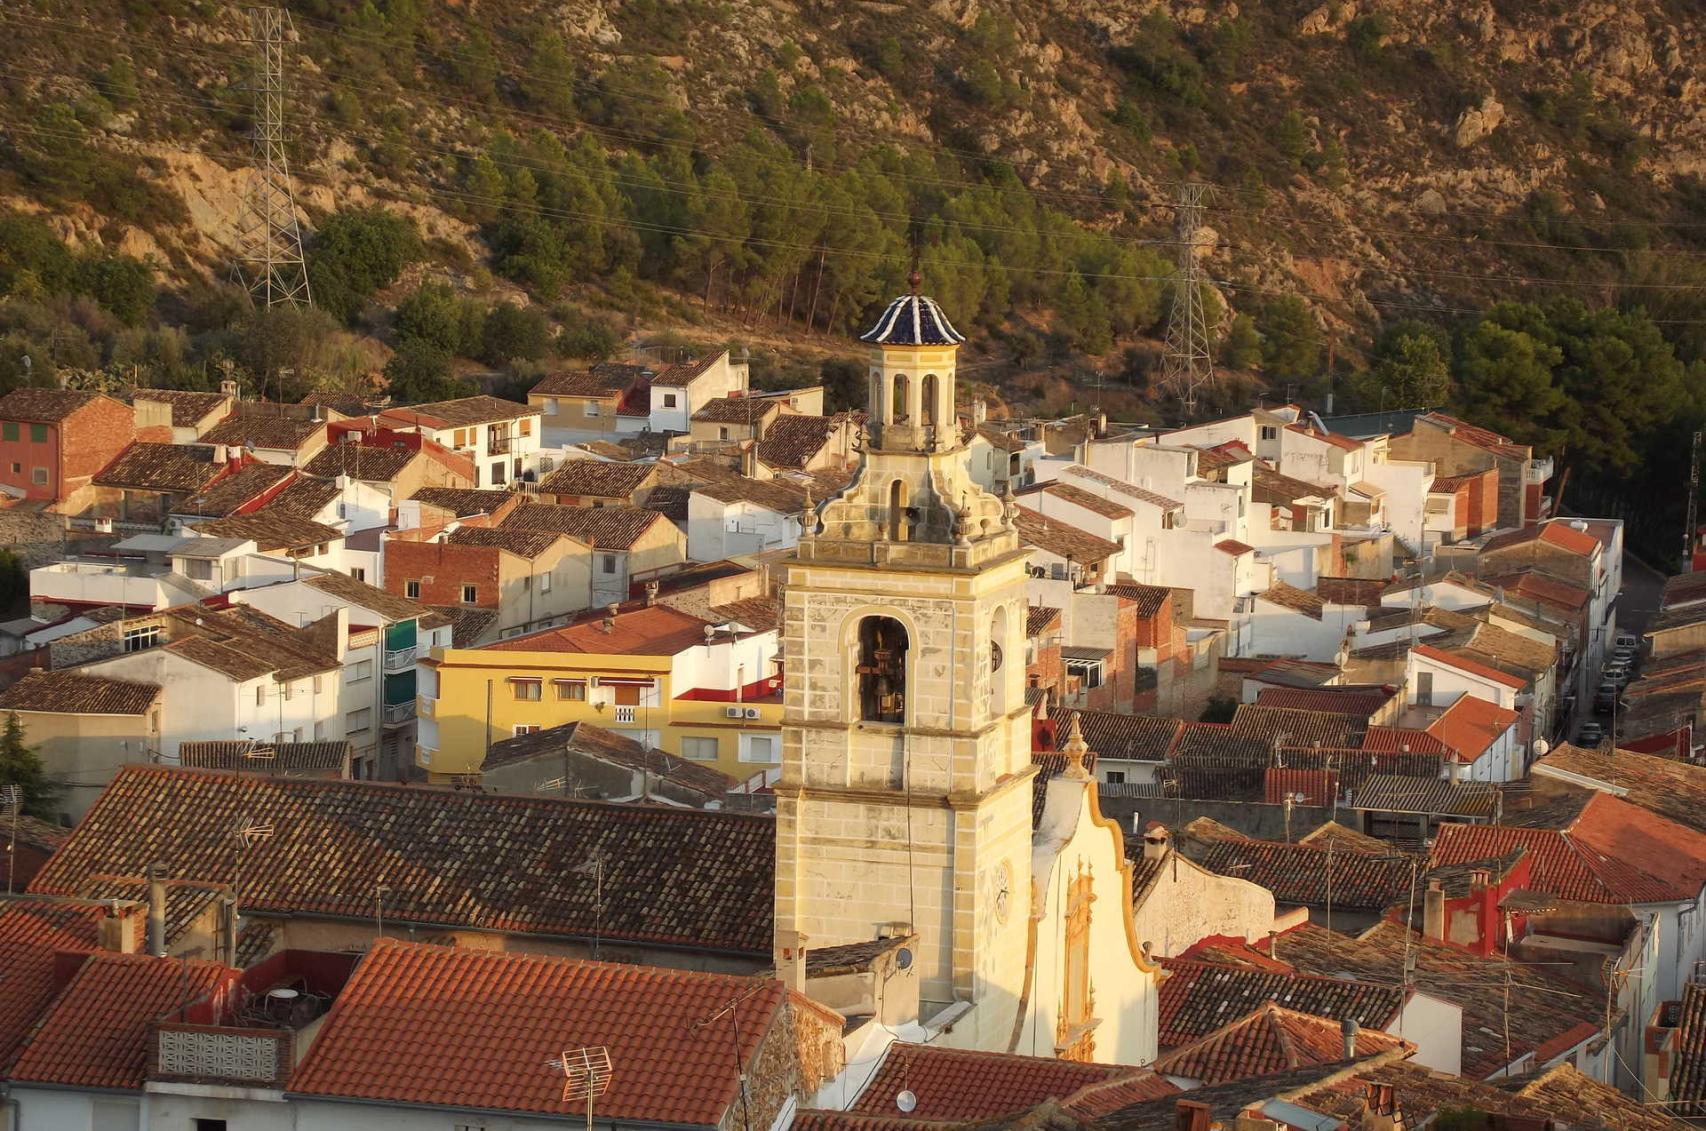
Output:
845,1043,1172,1121
171,462,295,517
1533,744,1706,835
178,740,350,774
1030,480,1135,519
303,443,417,481
486,604,721,657
408,486,516,517
1156,959,1404,1050
131,387,229,427
289,941,801,1123
300,570,437,624
93,442,221,492
536,459,656,498
1424,693,1520,763
0,669,160,716
1153,1001,1410,1085
757,413,849,470
500,503,671,550
200,413,326,451
0,942,70,1070
1177,826,1417,912
192,510,342,552
0,387,108,423
385,394,540,428
1012,507,1120,564
34,766,775,954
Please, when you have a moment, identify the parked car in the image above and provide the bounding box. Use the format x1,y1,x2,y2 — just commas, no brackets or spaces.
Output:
1577,722,1605,745
1612,645,1638,665
1603,666,1631,688
1615,631,1639,650
1594,682,1621,714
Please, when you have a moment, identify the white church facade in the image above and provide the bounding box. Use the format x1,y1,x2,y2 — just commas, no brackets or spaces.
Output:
773,281,1163,1066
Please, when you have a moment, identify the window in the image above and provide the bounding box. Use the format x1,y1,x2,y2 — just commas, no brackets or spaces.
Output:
350,659,373,682
743,735,779,763
1105,770,1126,785
405,579,421,599
555,679,587,701
1259,425,1278,441
519,418,532,436
682,736,718,760
543,397,559,416
313,674,323,694
1065,657,1104,690
314,720,326,740
29,423,47,443
1,423,15,442
182,557,213,581
857,616,908,723
194,1119,228,1131
613,684,641,707
346,707,372,733
122,625,161,653
540,571,552,593
256,684,266,707
453,428,468,448
514,724,541,736
584,400,599,417
718,426,730,440
461,583,479,604
491,461,506,485
282,682,293,702
512,678,542,701
8,463,16,474
30,467,47,486
663,393,678,408
1417,671,1434,706
600,554,617,575
351,566,366,582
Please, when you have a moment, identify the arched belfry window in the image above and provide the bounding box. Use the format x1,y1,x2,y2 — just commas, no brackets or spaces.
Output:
921,373,939,428
856,616,908,724
989,605,1010,718
891,374,910,424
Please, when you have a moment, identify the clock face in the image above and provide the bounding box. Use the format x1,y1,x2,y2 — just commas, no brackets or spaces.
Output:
993,859,1013,925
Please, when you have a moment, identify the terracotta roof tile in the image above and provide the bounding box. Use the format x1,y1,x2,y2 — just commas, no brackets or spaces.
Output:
500,503,673,550
1483,571,1590,612
79,875,225,943
1257,582,1325,619
171,462,295,517
1156,959,1404,1050
530,369,635,398
1230,704,1364,748
426,605,497,647
383,395,539,428
1103,583,1173,618
0,942,70,1071
1099,1064,1372,1131
1418,412,1530,460
1046,708,1181,762
1254,686,1393,719
1287,423,1364,453
1351,774,1497,818
289,941,796,1123
1013,507,1120,564
1482,520,1601,559
1316,576,1386,606
536,459,656,498
444,526,575,558
1194,442,1255,471
1060,466,1181,510
690,396,780,424
303,443,417,481
0,898,117,951
191,511,342,552
178,740,350,774
1253,466,1336,506
1672,982,1706,1115
1412,643,1527,690
1026,605,1062,638
258,476,340,518
1030,480,1134,519
693,473,810,514
200,413,326,451
1534,745,1706,835
407,486,515,517
0,669,160,715
93,442,222,492
1215,539,1255,555
34,766,775,954
131,388,230,428
1177,828,1417,911
0,387,112,423
649,354,722,387
300,570,435,624
486,604,716,657
757,414,848,470
847,1043,1168,1120
1154,1001,1410,1085
1423,694,1519,763
9,953,236,1090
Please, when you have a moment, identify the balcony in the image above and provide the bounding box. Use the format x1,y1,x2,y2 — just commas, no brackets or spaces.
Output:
613,705,637,724
383,645,416,671
383,701,416,726
30,560,205,612
487,432,515,454
1525,456,1555,485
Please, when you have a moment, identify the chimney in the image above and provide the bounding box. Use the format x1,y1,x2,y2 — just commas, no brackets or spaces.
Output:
601,616,616,634
212,443,228,465
1175,1100,1212,1131
220,378,238,400
775,930,809,994
220,893,238,967
1470,867,1491,893
1143,823,1170,861
1423,879,1445,941
740,442,757,478
146,863,168,958
644,580,659,607
98,902,138,954
1341,1017,1359,1061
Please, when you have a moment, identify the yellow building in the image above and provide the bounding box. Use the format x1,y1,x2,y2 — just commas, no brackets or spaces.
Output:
416,601,782,784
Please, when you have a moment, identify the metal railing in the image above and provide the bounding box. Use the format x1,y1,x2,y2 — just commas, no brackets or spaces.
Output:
383,701,415,725
487,433,515,454
383,645,416,671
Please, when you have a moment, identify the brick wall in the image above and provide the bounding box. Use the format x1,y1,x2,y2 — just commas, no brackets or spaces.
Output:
382,539,502,607
1028,639,1063,698
63,398,139,496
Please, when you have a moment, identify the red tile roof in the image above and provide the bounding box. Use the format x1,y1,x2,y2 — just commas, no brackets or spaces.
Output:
486,604,718,656
289,941,805,1124
9,953,235,1090
0,898,123,952
1154,1001,1410,1085
1178,829,1416,912
846,1043,1171,1120
33,766,776,955
1361,725,1452,756
0,943,72,1071
1255,686,1394,719
1157,960,1404,1050
1418,413,1530,460
1430,792,1706,905
1424,694,1519,764
1482,521,1601,559
1412,644,1527,690
1286,423,1364,453
1215,539,1255,555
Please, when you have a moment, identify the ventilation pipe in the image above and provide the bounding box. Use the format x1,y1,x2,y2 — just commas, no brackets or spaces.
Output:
146,862,168,958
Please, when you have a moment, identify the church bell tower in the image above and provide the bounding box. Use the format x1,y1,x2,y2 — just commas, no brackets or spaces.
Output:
774,277,1037,1047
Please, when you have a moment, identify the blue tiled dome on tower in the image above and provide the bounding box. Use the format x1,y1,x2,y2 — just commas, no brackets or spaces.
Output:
859,287,966,347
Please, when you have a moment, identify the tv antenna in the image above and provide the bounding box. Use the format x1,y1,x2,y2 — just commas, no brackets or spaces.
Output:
235,5,312,308
692,983,769,1131
1159,182,1215,418
550,1045,613,1131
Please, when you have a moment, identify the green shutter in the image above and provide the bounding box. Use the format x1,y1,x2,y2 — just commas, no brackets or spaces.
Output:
2,423,16,442
29,424,47,443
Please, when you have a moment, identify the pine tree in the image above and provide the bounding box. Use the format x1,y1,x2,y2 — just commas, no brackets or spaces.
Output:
0,712,60,821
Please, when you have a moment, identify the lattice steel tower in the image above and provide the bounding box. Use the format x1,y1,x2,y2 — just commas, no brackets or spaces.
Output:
236,5,312,307
1159,182,1214,417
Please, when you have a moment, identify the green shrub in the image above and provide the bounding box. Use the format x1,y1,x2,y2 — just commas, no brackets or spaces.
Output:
306,207,420,324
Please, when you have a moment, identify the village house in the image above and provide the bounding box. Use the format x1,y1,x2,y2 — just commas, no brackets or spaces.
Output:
626,349,749,435
480,718,737,806
383,524,593,642
129,386,233,443
498,503,686,606
528,362,650,445
0,668,163,821
0,387,136,507
1391,411,1554,529
199,405,330,467
755,411,860,476
379,394,542,488
418,598,781,784
686,473,809,561
531,456,658,506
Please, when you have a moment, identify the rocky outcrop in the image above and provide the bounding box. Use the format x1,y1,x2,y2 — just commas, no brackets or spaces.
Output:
1452,95,1506,149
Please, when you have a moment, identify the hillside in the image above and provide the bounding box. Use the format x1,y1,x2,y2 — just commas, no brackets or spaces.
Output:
0,0,1704,546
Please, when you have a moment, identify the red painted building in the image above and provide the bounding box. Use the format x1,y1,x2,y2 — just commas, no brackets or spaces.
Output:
0,388,135,505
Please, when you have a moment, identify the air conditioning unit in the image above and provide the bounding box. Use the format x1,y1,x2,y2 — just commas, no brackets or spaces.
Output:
93,517,113,533
724,706,744,719
587,676,601,688
744,707,761,720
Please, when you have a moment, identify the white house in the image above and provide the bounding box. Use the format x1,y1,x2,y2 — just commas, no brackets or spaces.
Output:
627,350,749,435
380,395,543,489
686,476,806,562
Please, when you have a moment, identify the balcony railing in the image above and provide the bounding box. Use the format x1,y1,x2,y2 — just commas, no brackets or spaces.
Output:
487,433,515,454
383,701,416,725
613,705,637,724
153,1023,290,1088
383,645,416,671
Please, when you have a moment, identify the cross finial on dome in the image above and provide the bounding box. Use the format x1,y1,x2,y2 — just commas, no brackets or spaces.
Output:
908,246,922,295
1062,713,1091,780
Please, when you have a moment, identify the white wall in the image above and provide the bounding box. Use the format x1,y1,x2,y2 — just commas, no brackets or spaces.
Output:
671,629,779,696
686,494,799,562
11,1088,131,1131
1246,599,1361,662
1128,847,1274,959
1388,992,1463,1076
1363,447,1434,554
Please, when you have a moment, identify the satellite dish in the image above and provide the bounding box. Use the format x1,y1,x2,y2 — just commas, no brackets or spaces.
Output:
896,1090,917,1113
895,947,913,971
1532,739,1551,757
